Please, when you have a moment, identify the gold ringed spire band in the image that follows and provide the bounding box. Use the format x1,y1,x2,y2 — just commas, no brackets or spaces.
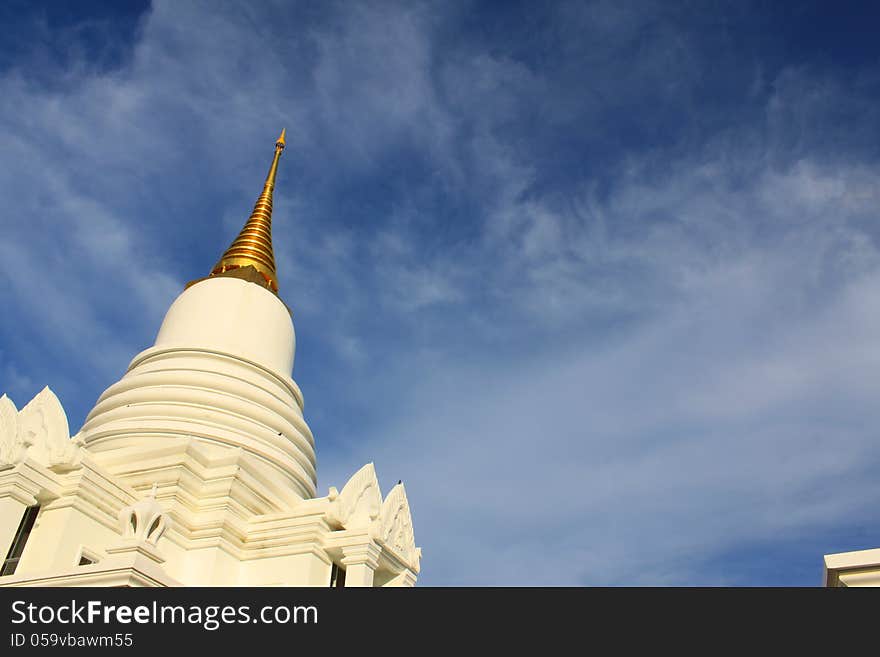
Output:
210,129,286,294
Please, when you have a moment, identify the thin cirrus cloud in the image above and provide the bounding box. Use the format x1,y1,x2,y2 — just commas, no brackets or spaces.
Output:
0,1,878,585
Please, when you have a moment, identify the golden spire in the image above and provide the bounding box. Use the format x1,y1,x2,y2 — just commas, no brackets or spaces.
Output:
209,130,286,293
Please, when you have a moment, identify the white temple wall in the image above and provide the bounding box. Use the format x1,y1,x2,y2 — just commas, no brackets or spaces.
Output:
17,505,118,574
0,497,29,561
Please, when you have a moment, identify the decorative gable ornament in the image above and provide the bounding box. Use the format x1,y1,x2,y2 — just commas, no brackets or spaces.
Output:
327,462,382,530
0,387,82,471
0,394,25,469
378,482,420,571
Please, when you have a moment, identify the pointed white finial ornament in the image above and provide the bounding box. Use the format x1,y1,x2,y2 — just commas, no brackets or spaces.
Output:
105,483,175,575
118,483,168,547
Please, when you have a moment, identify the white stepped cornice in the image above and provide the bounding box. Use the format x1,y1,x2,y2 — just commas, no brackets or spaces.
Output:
0,458,63,506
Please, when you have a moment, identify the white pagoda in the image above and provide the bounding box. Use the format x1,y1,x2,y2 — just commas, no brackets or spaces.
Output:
0,132,420,587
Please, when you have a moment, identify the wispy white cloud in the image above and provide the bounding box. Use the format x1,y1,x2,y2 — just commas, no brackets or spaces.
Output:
323,148,880,584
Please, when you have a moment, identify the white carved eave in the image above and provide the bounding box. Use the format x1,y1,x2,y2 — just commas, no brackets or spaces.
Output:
326,462,382,530
0,555,180,588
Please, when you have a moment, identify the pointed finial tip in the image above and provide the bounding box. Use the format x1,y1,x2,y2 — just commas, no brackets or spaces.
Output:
276,128,286,149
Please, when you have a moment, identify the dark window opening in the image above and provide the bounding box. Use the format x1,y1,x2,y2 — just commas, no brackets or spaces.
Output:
78,555,95,566
1,505,40,577
330,562,346,588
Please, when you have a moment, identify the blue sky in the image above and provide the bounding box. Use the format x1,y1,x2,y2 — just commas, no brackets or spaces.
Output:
1,0,879,585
